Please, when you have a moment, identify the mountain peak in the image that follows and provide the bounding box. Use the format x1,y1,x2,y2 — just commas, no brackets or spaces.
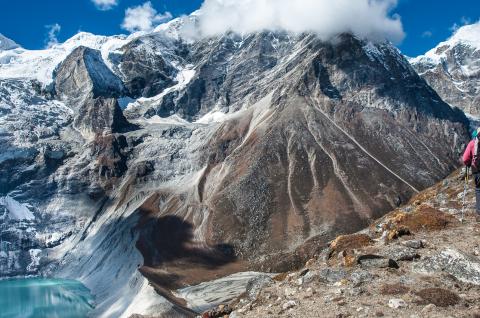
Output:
412,22,480,64
449,22,480,48
0,33,20,51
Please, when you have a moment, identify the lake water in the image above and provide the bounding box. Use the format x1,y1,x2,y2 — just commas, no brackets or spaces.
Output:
0,278,95,318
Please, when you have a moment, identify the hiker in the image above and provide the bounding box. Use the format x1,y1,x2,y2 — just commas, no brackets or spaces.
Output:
462,127,480,222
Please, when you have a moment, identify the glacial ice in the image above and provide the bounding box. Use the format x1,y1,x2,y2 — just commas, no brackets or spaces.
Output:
0,196,34,220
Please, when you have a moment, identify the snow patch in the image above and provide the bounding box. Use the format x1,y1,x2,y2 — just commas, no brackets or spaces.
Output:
195,110,229,124
0,32,131,85
0,196,34,220
26,249,42,272
126,66,196,113
138,114,189,125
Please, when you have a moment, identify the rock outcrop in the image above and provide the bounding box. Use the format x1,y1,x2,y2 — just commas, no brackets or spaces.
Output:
74,96,132,135
55,46,124,101
54,46,133,137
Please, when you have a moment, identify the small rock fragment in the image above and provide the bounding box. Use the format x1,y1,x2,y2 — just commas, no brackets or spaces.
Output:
421,304,436,313
358,255,399,269
282,300,297,310
350,270,375,286
305,287,315,298
388,298,407,309
302,270,318,284
245,275,274,300
284,287,296,297
402,240,424,249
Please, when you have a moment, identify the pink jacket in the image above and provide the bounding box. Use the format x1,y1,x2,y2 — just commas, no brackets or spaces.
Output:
463,140,476,166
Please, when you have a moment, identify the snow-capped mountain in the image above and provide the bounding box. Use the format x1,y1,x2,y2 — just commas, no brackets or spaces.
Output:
0,15,470,317
411,22,480,116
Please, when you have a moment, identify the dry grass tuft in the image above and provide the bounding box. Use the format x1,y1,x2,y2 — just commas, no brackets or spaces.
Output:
379,283,410,295
377,205,457,242
415,288,460,307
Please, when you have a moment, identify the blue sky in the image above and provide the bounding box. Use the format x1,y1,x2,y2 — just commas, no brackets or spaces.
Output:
0,0,479,56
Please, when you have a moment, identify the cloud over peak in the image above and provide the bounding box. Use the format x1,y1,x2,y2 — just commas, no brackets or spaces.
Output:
45,23,61,48
191,0,404,43
121,1,173,33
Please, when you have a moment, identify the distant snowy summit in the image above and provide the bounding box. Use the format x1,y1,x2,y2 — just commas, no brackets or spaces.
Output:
0,33,20,51
410,22,480,116
411,22,480,65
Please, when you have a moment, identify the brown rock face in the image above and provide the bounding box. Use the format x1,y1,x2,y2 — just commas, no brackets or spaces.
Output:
128,34,469,285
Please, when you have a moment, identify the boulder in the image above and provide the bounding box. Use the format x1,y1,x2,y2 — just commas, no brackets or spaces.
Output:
413,248,480,285
318,268,348,283
382,245,420,261
401,240,424,249
245,275,274,300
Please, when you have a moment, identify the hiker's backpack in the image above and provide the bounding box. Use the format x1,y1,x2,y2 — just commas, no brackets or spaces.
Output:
473,138,480,172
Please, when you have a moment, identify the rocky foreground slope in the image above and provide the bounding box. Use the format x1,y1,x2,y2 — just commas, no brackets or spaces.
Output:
199,169,480,318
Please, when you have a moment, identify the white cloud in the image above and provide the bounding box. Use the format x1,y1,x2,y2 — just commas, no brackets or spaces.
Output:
45,23,61,48
186,0,404,43
91,0,118,11
121,1,173,33
421,31,433,38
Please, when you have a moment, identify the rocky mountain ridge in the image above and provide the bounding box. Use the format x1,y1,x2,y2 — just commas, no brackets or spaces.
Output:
411,23,480,117
0,16,472,318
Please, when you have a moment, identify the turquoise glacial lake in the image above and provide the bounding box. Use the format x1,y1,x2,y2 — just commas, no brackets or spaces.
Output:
0,278,95,318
